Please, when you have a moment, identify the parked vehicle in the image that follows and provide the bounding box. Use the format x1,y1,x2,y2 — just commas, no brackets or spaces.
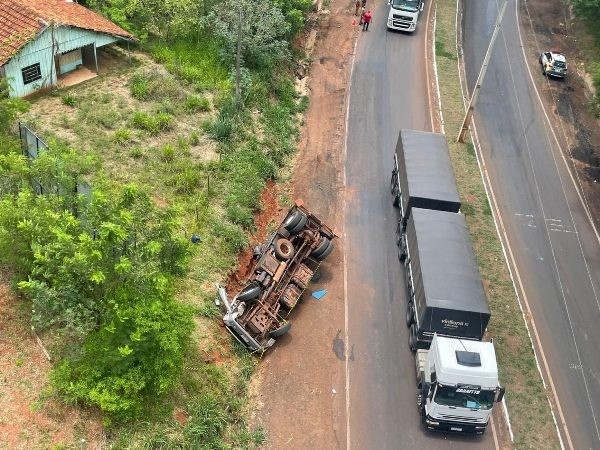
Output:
390,131,505,434
539,50,567,78
390,129,461,236
216,202,336,353
387,0,423,32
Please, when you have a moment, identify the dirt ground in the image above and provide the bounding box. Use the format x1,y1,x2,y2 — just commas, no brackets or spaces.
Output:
0,271,105,449
246,0,358,448
520,0,600,228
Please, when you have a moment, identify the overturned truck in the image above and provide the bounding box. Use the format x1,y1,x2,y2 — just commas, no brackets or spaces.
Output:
217,202,336,353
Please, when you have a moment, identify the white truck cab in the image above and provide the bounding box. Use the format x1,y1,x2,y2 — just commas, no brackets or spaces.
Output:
387,0,423,32
416,334,505,434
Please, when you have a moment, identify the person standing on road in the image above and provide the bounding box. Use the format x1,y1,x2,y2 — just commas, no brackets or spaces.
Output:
355,0,361,15
362,10,372,31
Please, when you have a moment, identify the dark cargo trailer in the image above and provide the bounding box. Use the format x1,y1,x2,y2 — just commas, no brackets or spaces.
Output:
400,208,490,351
390,130,461,232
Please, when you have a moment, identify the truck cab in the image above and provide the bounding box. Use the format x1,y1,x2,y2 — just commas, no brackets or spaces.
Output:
416,334,504,434
387,0,423,32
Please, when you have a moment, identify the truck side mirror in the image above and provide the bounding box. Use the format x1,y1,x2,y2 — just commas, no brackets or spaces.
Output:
496,386,505,403
420,3,424,11
430,371,437,383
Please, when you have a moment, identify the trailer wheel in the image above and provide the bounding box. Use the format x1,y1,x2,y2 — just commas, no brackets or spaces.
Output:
405,302,415,327
269,320,292,338
390,172,396,195
237,283,261,302
274,238,295,260
409,324,418,352
313,239,334,261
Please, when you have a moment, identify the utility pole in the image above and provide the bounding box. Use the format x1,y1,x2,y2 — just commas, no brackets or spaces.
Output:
235,7,243,110
457,0,508,143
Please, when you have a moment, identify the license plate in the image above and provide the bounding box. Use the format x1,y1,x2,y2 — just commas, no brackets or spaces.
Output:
450,427,463,432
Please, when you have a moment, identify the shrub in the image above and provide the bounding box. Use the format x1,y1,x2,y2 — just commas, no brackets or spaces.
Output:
130,73,149,100
160,144,176,162
114,128,132,144
185,95,211,112
132,111,174,135
61,93,78,107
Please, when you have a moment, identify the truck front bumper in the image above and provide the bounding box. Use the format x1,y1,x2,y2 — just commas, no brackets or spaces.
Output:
387,19,416,31
424,414,488,434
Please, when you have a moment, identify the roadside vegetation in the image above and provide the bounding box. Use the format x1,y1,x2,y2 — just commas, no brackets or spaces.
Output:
435,1,560,448
569,0,600,117
0,0,313,446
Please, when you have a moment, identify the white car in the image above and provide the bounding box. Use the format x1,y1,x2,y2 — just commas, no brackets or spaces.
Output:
539,51,567,78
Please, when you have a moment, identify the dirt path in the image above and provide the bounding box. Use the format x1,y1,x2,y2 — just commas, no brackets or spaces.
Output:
249,1,360,448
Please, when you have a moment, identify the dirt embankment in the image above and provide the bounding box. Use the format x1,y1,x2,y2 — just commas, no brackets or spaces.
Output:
248,0,359,448
521,0,600,226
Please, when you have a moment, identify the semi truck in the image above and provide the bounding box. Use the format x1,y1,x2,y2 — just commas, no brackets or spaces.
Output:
386,0,424,32
391,131,505,434
216,201,336,353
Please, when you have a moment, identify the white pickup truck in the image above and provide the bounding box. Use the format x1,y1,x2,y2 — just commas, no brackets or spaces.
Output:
386,0,423,32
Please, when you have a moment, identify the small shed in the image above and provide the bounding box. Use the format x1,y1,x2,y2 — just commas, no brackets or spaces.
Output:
0,0,137,97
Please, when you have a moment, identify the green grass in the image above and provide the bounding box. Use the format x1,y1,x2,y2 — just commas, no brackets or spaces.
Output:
435,1,560,448
21,27,305,447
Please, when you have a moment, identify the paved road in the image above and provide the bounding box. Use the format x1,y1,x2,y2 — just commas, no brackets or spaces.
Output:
462,1,600,449
343,2,493,448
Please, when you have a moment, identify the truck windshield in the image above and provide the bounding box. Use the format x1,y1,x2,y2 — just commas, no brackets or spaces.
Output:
433,384,494,410
390,0,420,12
553,61,566,68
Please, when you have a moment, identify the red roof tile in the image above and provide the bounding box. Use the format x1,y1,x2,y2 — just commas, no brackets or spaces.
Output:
0,0,136,66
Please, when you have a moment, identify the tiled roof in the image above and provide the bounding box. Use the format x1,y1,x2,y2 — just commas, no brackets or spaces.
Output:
0,0,136,66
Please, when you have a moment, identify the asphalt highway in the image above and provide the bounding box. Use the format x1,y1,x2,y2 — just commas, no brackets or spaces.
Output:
462,1,600,449
343,1,493,448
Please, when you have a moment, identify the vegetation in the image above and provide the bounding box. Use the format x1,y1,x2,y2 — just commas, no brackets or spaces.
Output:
1,0,311,446
435,1,561,448
569,0,600,116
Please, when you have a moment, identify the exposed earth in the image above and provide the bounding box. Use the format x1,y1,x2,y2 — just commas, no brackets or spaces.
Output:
1,0,599,448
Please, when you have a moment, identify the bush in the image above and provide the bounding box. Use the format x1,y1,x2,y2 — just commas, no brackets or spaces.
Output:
61,93,78,107
185,95,211,112
114,128,132,144
160,144,176,162
132,111,174,135
130,73,149,100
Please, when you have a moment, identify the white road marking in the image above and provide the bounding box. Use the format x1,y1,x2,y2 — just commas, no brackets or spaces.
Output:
343,21,360,450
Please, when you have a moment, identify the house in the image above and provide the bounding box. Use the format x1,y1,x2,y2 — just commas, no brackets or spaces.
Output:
0,0,137,97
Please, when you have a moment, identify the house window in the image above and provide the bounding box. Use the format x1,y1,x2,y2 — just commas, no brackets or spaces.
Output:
21,63,42,85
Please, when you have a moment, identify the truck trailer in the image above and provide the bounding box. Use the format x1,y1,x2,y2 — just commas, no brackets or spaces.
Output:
216,202,336,353
390,129,461,236
400,208,490,350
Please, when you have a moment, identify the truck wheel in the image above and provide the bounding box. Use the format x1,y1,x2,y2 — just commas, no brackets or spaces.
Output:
312,236,330,256
283,210,304,231
409,324,418,352
390,172,396,195
237,283,261,302
393,194,400,208
405,302,415,327
274,238,295,260
289,214,308,234
398,245,406,263
269,320,291,338
313,239,334,261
